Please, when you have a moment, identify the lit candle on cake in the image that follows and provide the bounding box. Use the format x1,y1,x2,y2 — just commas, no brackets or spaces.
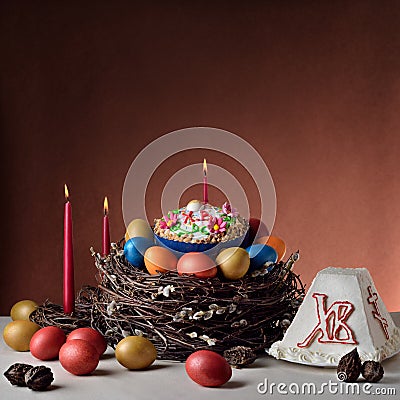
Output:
102,196,110,256
203,158,208,204
63,184,75,314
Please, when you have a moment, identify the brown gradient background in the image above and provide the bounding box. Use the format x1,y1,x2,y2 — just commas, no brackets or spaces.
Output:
1,1,399,315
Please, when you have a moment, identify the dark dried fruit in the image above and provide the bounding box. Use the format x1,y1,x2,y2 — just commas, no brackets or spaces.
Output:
337,348,362,382
25,366,54,391
223,346,257,368
362,361,384,383
3,363,33,386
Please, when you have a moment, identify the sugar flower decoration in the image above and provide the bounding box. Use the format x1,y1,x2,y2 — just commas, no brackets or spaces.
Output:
222,201,238,217
160,213,178,229
208,217,227,234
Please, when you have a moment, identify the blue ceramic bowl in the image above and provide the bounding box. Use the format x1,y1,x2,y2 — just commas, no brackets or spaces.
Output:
154,229,250,258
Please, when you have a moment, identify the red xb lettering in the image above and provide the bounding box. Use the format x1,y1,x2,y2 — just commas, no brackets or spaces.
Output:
297,293,357,348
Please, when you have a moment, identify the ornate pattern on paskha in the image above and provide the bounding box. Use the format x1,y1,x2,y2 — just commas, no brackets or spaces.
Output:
367,285,390,340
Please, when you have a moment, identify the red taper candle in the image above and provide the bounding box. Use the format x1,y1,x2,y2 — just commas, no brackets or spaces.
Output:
203,158,208,204
102,197,110,256
63,184,75,314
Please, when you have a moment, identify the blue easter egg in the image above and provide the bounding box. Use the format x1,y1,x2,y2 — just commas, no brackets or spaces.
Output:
124,237,155,268
245,244,278,271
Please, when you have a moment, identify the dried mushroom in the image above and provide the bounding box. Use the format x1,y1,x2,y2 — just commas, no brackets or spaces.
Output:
337,348,362,382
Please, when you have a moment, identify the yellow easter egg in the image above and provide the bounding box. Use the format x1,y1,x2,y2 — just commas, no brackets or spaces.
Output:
10,300,38,321
3,320,40,351
216,247,250,280
125,219,154,241
115,336,157,370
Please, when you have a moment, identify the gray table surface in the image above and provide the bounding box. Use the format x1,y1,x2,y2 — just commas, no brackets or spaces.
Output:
1,314,399,399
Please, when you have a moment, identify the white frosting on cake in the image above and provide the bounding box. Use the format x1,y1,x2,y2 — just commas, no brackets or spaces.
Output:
153,201,248,244
268,267,400,367
171,204,222,241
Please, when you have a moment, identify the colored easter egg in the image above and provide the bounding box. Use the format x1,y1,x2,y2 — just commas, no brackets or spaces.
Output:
144,246,178,275
216,247,250,280
67,328,107,356
115,336,157,370
124,237,155,268
3,320,40,351
59,339,99,375
30,326,66,360
185,350,232,387
246,244,277,271
256,235,286,262
10,300,38,321
125,219,154,241
177,252,217,278
248,218,269,244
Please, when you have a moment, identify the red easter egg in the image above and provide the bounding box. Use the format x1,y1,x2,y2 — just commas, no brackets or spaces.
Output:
59,339,99,375
192,267,217,279
177,252,217,278
248,218,269,244
30,326,66,360
67,327,107,355
185,350,232,387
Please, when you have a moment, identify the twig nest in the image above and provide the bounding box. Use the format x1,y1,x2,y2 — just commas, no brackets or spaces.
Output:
30,246,304,362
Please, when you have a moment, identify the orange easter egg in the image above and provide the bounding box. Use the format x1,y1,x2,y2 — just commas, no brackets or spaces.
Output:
256,236,286,262
144,246,178,275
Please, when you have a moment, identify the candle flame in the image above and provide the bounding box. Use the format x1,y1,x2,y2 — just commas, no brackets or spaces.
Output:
104,196,109,215
64,184,69,201
203,158,207,176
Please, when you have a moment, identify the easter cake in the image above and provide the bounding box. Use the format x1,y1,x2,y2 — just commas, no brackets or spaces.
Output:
153,200,249,253
269,267,400,367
